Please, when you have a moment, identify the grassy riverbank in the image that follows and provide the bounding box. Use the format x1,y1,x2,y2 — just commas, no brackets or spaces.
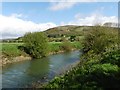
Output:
45,49,120,89
43,27,120,89
0,42,82,66
1,42,81,57
1,43,25,57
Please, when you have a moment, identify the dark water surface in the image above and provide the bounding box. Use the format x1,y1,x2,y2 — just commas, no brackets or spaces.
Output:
1,50,82,88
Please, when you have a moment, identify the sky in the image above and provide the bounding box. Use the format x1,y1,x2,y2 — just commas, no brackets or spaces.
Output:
0,1,119,39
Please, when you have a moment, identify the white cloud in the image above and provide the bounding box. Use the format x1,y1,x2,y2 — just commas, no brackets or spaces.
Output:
0,15,57,39
49,2,77,11
10,13,23,18
49,0,108,11
67,13,117,26
0,12,117,39
49,0,97,11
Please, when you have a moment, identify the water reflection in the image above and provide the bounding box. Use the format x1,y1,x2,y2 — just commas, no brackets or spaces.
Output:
27,58,50,77
2,50,81,88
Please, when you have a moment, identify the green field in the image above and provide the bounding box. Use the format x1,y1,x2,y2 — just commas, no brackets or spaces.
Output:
49,42,81,52
1,42,81,57
0,43,25,57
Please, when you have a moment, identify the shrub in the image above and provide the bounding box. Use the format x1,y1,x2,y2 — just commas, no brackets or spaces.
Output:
101,50,120,66
83,26,118,53
89,64,120,88
44,27,120,89
61,41,72,52
23,32,49,58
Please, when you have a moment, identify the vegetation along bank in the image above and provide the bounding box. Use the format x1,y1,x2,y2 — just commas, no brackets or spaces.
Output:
1,25,120,89
1,25,87,66
42,26,120,89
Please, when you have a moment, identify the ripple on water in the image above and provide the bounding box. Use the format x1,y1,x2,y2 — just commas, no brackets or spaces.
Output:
2,50,81,88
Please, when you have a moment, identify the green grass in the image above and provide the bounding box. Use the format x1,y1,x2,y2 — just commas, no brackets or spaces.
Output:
1,42,81,57
49,42,63,52
49,42,81,52
71,42,82,49
1,43,24,57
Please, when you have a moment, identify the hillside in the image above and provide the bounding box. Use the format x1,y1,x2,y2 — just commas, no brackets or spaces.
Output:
43,25,94,42
1,25,91,43
1,25,117,43
44,25,91,37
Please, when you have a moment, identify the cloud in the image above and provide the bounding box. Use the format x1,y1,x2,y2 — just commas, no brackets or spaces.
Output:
49,2,77,11
49,0,118,11
49,0,98,11
0,11,117,39
67,13,117,26
49,0,109,11
0,15,57,39
10,13,23,18
49,0,97,11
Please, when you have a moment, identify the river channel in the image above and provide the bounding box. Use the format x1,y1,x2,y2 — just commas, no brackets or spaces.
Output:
1,50,82,88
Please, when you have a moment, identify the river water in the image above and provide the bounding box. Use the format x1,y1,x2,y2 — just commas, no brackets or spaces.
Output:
1,50,81,88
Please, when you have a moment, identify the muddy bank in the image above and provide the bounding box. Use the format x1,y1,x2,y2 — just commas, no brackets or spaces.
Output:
0,55,31,66
1,48,78,66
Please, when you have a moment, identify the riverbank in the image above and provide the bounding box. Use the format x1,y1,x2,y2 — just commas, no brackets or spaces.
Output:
44,26,120,89
1,42,81,66
0,55,31,66
0,51,59,66
2,50,81,88
1,49,78,66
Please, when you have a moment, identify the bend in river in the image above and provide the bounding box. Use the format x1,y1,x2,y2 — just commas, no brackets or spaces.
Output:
1,50,82,88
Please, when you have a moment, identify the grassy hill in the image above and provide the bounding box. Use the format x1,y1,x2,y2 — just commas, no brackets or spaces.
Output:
44,25,91,37
43,25,94,42
1,25,117,43
1,25,90,43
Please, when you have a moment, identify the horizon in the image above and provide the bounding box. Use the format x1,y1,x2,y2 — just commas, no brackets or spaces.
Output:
0,1,118,39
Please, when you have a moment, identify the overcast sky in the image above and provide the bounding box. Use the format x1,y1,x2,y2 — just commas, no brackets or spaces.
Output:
0,1,118,39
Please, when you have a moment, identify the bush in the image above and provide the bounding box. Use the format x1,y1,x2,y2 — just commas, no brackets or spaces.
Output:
89,64,120,88
61,41,72,52
23,32,49,58
101,50,120,67
83,26,118,53
49,42,62,52
44,27,120,89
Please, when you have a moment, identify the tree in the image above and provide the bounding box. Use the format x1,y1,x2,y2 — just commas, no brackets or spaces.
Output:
23,32,49,58
61,41,72,52
83,26,118,53
69,35,76,42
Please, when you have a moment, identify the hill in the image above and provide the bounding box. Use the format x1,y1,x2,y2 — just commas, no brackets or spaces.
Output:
1,25,117,43
43,25,93,42
44,25,91,37
1,25,91,43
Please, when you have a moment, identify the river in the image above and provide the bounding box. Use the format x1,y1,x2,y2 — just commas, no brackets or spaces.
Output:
1,50,82,88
